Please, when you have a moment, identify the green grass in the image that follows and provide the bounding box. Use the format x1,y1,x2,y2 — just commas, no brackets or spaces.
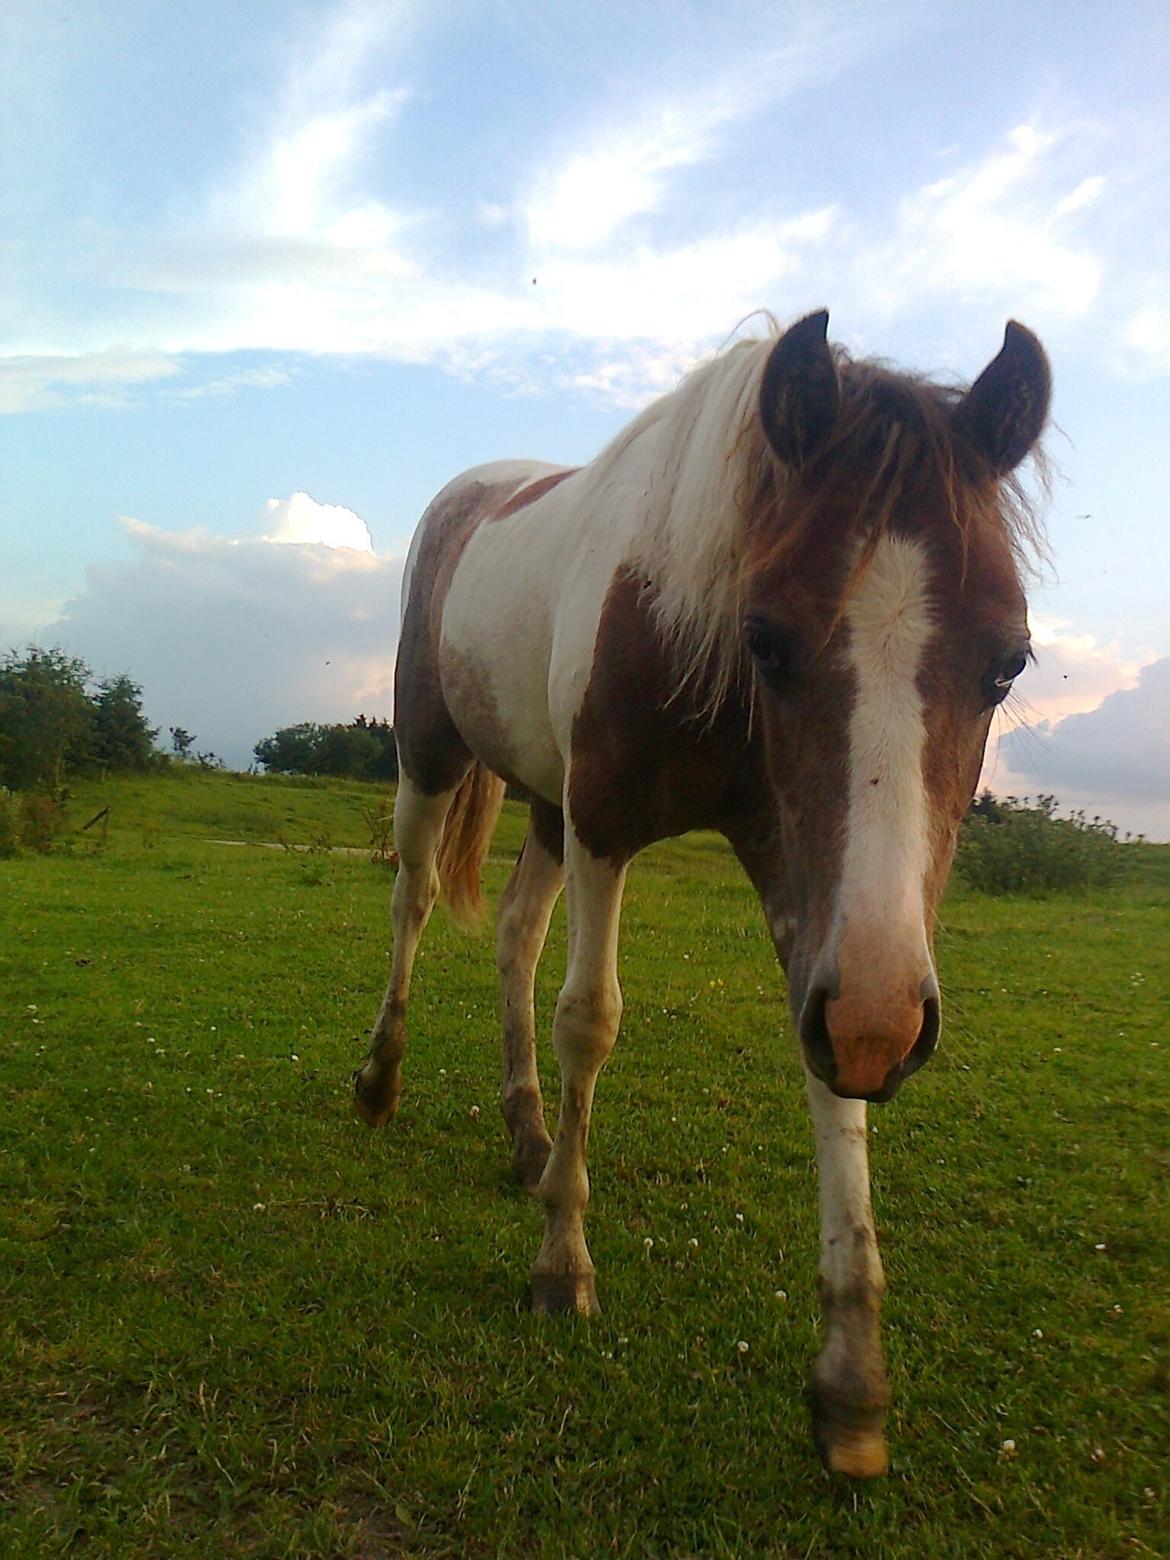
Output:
1,773,1167,1557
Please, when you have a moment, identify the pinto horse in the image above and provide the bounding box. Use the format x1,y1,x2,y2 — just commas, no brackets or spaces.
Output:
354,311,1049,1477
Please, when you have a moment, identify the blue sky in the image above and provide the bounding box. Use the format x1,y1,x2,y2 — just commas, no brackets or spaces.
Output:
3,0,1168,833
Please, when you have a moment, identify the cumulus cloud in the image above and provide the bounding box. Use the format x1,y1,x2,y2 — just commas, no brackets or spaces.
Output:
977,625,1166,836
998,657,1170,801
41,498,402,768
1004,615,1144,727
263,492,374,552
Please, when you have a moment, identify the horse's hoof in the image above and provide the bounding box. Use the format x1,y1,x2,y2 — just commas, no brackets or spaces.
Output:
817,1425,889,1478
529,1271,601,1317
353,1068,400,1128
811,1392,890,1478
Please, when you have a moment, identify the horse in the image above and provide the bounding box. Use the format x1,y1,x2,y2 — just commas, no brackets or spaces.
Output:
354,310,1049,1478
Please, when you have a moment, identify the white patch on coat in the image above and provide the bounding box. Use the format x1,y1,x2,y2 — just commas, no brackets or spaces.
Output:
838,534,935,941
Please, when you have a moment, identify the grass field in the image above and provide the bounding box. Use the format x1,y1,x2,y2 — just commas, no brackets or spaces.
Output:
2,770,1168,1557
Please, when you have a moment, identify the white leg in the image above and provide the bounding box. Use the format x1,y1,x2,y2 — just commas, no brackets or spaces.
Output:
354,776,457,1126
530,830,626,1315
805,1066,890,1477
496,824,564,1189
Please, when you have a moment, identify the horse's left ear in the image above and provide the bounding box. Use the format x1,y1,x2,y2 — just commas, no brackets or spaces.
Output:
953,321,1051,475
760,309,841,469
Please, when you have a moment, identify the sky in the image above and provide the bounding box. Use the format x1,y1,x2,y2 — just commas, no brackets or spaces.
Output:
2,0,1168,835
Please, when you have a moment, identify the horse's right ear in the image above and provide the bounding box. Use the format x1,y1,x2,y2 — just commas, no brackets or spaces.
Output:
759,310,840,469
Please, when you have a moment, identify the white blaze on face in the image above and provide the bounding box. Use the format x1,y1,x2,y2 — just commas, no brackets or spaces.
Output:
839,535,935,939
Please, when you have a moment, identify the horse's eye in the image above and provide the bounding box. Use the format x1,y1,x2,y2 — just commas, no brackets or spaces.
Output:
744,616,794,686
983,650,1029,706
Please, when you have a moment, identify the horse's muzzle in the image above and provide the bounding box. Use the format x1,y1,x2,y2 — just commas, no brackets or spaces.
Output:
799,980,941,1102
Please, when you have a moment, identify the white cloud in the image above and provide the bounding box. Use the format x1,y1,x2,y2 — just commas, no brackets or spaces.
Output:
4,5,1169,413
263,492,374,553
1054,175,1106,218
207,88,411,244
40,505,402,767
860,124,1104,323
1122,303,1170,376
525,99,742,254
0,351,182,414
524,214,837,357
1003,616,1144,727
161,365,296,402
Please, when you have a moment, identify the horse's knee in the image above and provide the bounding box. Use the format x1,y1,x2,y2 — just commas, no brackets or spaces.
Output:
554,983,622,1067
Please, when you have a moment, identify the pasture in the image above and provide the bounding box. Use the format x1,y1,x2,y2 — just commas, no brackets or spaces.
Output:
2,770,1167,1557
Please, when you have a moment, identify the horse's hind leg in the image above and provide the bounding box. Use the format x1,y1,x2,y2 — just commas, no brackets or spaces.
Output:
354,776,456,1126
497,806,564,1190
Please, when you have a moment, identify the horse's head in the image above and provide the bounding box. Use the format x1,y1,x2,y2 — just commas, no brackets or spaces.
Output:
746,311,1049,1101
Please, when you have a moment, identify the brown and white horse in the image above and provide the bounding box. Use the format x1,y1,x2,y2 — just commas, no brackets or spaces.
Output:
354,310,1049,1477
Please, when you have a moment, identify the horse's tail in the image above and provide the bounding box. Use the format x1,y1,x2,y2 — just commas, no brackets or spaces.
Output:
435,763,506,929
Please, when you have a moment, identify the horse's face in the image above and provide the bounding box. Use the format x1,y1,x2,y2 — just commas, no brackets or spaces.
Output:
747,314,1049,1102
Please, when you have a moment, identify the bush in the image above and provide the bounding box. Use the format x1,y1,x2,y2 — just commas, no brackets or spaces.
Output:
18,792,65,854
0,790,18,858
956,793,1136,895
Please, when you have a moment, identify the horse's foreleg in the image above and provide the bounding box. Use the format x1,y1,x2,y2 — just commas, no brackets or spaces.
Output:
497,821,564,1190
530,835,625,1316
805,1068,890,1478
354,777,456,1126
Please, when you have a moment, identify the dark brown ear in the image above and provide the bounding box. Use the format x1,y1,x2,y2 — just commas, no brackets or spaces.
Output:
953,321,1050,475
759,309,840,469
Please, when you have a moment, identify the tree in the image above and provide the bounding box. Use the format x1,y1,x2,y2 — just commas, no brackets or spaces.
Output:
253,723,323,774
314,723,381,778
0,647,94,790
969,787,1005,823
365,717,399,781
253,718,398,780
92,674,158,772
169,727,195,761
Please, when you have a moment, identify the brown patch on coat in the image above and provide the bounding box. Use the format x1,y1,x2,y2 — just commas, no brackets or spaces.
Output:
567,569,767,864
530,799,565,865
494,467,578,520
912,488,1031,923
394,478,522,794
439,643,524,787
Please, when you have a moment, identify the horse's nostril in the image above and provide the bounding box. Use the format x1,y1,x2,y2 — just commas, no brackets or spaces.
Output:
799,986,837,1083
902,995,941,1081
